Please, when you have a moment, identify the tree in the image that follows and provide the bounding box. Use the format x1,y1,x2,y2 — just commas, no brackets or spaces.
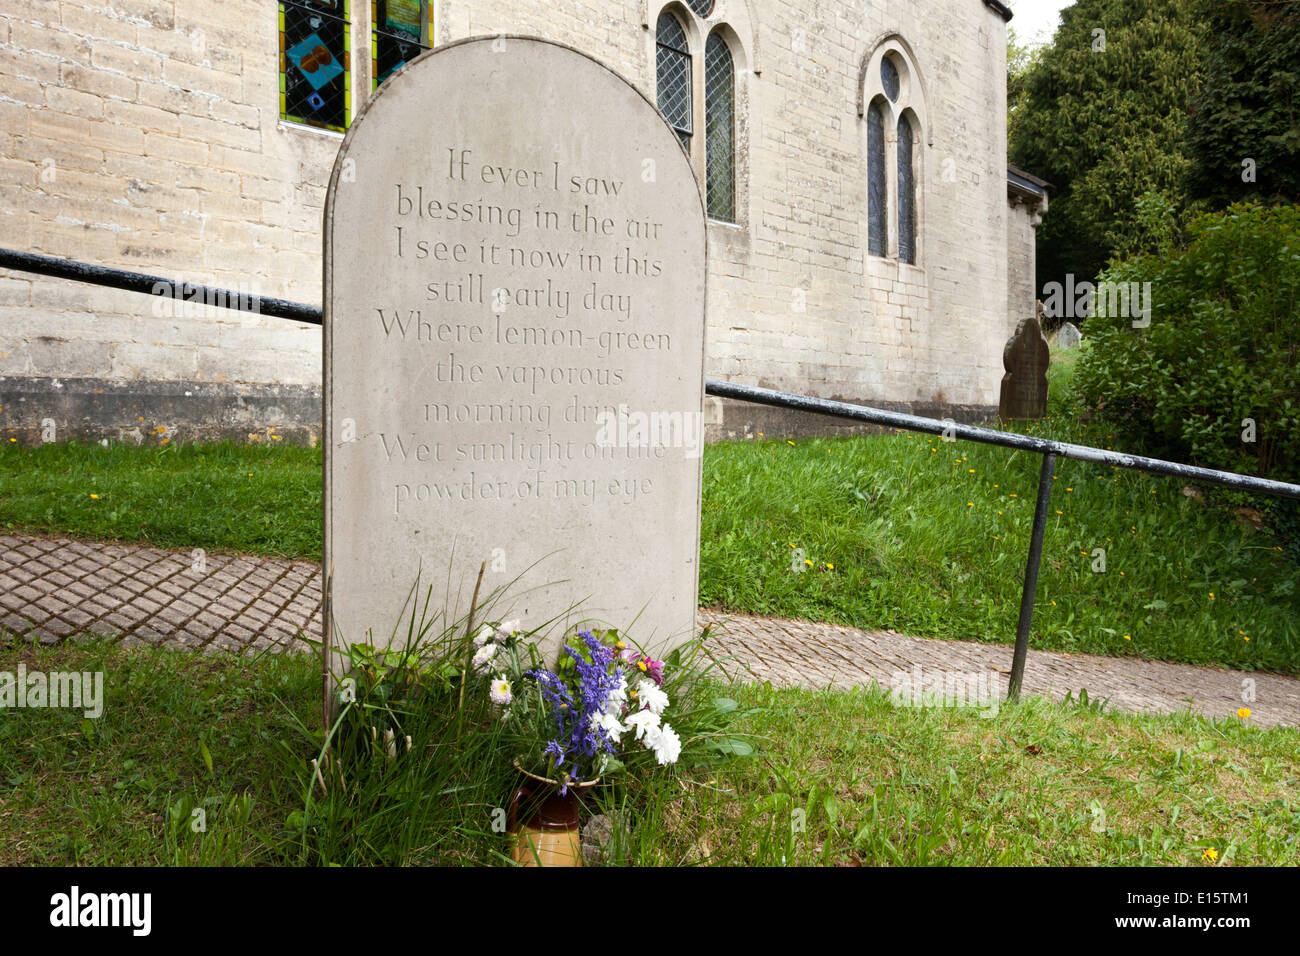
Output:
1010,0,1207,293
1185,0,1300,209
1006,27,1044,143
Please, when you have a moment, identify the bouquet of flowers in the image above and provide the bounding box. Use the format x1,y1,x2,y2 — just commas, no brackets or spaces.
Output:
471,621,681,792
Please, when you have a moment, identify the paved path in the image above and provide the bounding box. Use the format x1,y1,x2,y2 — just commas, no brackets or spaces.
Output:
2,534,1297,728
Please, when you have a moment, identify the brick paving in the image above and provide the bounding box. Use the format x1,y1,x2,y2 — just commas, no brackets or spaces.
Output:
3,533,1297,728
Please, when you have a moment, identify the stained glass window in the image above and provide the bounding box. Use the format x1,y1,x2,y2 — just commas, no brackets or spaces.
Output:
279,0,351,132
705,33,735,222
897,113,916,264
372,0,431,88
881,55,900,102
867,99,887,257
656,12,692,151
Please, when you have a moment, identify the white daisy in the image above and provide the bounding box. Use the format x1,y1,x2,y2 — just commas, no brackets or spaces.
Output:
636,679,670,716
473,623,496,649
590,709,623,745
472,642,498,675
622,708,660,741
604,671,628,711
489,676,512,707
495,619,522,642
646,721,681,765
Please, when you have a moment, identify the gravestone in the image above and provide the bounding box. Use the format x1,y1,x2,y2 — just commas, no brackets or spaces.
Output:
1057,321,1081,349
324,37,707,658
999,315,1050,420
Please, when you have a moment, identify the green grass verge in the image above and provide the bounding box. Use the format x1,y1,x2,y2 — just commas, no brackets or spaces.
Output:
0,439,321,558
1,354,1296,670
2,638,1294,866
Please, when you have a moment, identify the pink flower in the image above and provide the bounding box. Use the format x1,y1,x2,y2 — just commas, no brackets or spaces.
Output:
637,657,665,686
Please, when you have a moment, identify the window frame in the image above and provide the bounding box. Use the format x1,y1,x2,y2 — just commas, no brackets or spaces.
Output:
863,44,924,268
704,30,736,223
278,0,353,133
655,10,694,150
371,0,433,90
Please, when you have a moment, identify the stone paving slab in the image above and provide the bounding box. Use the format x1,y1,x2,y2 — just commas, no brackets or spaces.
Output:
2,534,1297,728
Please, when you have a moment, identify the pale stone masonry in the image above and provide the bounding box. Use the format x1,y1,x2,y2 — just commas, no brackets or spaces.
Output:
0,0,1042,442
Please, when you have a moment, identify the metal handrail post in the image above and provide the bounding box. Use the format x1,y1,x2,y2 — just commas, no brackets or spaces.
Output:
1008,452,1056,701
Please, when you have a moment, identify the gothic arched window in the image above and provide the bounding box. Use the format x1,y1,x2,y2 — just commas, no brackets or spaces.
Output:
897,113,916,264
656,12,692,151
867,99,887,257
705,32,735,222
863,44,924,266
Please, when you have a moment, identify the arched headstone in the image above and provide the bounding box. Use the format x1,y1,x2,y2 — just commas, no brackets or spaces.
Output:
324,37,707,659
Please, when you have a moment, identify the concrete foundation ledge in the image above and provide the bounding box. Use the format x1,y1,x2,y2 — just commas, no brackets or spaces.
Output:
0,376,322,447
0,376,997,447
706,395,999,442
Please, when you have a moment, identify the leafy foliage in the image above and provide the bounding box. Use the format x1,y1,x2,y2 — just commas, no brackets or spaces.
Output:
1072,203,1300,485
1185,0,1300,209
1010,0,1208,287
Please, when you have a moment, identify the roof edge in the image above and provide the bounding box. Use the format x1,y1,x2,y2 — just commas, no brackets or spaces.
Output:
984,0,1013,22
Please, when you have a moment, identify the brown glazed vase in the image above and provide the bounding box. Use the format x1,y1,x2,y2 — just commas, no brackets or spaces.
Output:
508,762,597,867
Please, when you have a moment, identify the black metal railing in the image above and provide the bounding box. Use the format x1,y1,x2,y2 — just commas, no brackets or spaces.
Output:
4,247,1299,699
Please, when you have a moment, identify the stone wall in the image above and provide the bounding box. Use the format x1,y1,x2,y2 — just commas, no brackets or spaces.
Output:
0,0,1017,444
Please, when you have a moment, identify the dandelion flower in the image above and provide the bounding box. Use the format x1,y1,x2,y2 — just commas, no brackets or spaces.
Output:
1202,848,1218,863
89,493,99,500
1237,707,1251,719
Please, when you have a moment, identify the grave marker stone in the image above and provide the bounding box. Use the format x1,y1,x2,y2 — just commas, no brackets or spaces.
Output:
324,37,707,658
999,315,1050,420
1057,321,1081,349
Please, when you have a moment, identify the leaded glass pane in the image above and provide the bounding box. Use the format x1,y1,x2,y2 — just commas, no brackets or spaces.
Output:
656,13,691,145
280,0,351,132
881,55,900,102
898,113,916,264
705,33,735,222
687,0,715,16
867,100,887,257
373,0,430,88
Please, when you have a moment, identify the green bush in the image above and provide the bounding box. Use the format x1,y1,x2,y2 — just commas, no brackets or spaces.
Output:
1074,203,1300,483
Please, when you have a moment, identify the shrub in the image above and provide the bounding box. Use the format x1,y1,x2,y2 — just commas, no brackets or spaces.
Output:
1073,203,1300,483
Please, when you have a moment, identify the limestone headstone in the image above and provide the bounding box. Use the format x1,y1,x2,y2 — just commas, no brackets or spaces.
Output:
324,37,707,658
999,316,1050,420
1056,321,1081,349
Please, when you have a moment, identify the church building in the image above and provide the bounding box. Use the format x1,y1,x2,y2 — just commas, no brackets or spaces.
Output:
0,0,1046,442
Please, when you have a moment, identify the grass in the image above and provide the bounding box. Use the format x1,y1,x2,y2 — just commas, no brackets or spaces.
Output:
0,635,315,865
637,682,1300,866
0,439,320,559
3,636,1295,866
1,353,1296,671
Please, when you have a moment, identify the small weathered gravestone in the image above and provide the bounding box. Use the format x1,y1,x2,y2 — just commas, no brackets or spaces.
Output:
324,38,707,659
999,315,1050,420
1056,321,1081,349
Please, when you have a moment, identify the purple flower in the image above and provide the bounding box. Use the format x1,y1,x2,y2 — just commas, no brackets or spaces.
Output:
523,631,623,787
636,656,666,686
